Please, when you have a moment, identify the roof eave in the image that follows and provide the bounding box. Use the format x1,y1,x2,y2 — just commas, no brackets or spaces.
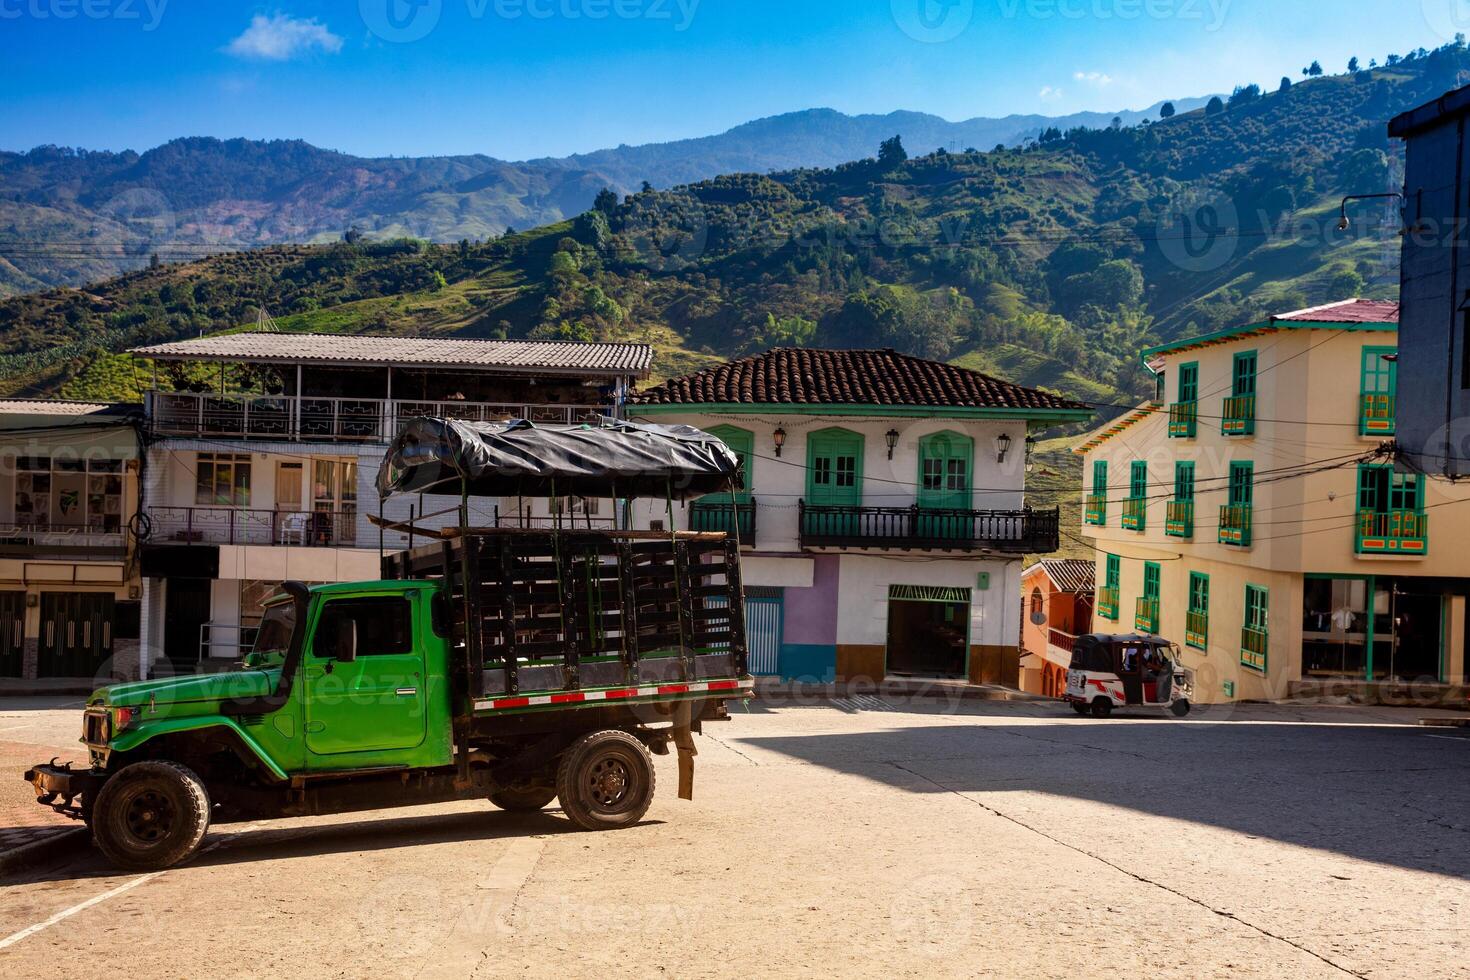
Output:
630,402,1093,422
132,349,649,379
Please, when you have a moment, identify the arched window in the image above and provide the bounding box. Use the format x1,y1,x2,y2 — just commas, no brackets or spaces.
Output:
1030,587,1045,620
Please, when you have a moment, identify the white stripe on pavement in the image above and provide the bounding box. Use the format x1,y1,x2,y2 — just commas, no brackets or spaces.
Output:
0,872,163,950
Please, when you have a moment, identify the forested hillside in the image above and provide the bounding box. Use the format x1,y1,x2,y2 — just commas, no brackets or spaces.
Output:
3,43,1465,408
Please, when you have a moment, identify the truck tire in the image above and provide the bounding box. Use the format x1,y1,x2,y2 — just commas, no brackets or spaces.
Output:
1090,697,1113,719
92,760,211,871
555,730,655,831
489,785,558,812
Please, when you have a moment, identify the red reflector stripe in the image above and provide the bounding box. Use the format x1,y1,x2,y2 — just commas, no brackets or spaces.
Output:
707,680,740,692
604,689,638,700
550,693,584,704
494,697,530,709
658,684,690,695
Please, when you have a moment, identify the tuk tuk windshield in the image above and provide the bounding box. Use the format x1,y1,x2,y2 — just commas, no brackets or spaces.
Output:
1068,637,1114,673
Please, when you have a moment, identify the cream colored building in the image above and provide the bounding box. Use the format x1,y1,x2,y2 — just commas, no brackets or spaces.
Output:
1077,300,1470,703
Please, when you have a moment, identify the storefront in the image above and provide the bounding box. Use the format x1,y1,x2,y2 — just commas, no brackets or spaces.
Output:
1302,574,1458,683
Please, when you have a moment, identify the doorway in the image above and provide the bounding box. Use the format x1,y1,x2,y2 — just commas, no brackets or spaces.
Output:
885,585,970,678
0,592,23,678
38,592,115,678
164,579,212,674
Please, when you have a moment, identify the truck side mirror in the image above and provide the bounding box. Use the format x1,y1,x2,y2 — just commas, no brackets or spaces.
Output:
336,618,358,663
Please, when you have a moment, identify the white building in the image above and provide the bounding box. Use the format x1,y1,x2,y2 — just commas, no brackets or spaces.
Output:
625,348,1092,683
129,332,651,679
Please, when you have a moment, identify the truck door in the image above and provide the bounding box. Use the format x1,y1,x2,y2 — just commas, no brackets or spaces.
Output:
303,594,427,760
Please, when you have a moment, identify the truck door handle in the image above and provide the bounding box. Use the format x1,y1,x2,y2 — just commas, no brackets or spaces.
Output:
396,688,418,697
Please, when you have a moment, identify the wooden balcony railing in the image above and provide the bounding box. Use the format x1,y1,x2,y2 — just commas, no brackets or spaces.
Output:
1185,609,1208,650
1219,505,1253,547
148,507,359,547
1084,494,1107,526
1047,628,1080,654
1121,496,1147,531
1096,586,1120,621
1168,401,1198,438
1221,395,1256,436
1359,393,1395,437
689,499,757,546
1165,500,1194,538
1135,596,1160,634
1356,509,1427,556
798,502,1060,553
148,391,614,443
1241,626,1269,672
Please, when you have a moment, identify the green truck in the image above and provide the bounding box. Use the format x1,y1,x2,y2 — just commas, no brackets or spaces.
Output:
25,418,754,871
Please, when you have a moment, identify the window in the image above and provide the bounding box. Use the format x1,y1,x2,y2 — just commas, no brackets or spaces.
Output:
1178,363,1199,404
1136,562,1161,633
313,597,413,658
1099,554,1121,621
1087,460,1108,525
1170,363,1200,438
835,456,857,488
553,496,601,517
1242,585,1269,673
1106,554,1120,590
1232,351,1258,399
1357,465,1423,515
1093,460,1108,497
1167,461,1195,538
1359,347,1397,436
196,453,252,507
1187,573,1209,650
1220,461,1254,546
1030,587,1044,620
15,456,125,530
1223,351,1258,435
1129,461,1148,498
1124,460,1148,530
1355,464,1427,554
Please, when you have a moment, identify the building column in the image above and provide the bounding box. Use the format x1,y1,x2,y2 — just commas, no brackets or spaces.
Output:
1448,595,1466,685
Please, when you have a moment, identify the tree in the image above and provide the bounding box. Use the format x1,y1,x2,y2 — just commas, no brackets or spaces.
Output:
593,187,619,218
1279,76,1293,92
1348,56,1360,73
1228,84,1261,108
1305,60,1324,76
640,180,653,194
1326,267,1365,299
878,135,908,168
1159,102,1176,119
1110,116,1123,130
343,225,364,244
1205,96,1225,116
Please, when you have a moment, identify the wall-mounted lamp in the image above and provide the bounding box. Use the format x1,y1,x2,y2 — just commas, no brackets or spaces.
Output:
772,427,787,458
996,433,1013,464
1025,435,1037,473
1337,192,1406,233
885,429,900,460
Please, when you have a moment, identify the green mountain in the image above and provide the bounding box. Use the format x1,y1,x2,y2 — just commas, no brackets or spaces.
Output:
3,45,1464,408
0,101,1213,296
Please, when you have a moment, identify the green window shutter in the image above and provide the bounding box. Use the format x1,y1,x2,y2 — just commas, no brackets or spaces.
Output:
1187,572,1209,650
1179,363,1199,402
1106,554,1120,589
1242,585,1269,673
1093,460,1108,496
1233,351,1258,397
1175,462,1195,501
1229,462,1254,506
1130,461,1148,497
1143,563,1160,600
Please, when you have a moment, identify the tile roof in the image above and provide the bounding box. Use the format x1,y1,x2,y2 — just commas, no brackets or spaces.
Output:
1035,558,1095,594
1273,299,1400,324
0,399,137,418
131,333,653,378
631,348,1092,413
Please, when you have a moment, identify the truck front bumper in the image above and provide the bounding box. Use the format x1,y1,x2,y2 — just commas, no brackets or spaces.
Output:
24,763,108,821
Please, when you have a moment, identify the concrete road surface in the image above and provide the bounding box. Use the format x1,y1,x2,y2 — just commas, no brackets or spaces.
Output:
2,698,1469,979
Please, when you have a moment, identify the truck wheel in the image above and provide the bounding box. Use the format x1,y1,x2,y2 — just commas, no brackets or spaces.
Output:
489,785,558,812
555,730,655,831
1090,697,1113,719
92,761,211,871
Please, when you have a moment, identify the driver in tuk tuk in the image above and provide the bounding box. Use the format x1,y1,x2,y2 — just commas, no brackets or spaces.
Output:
1144,647,1172,703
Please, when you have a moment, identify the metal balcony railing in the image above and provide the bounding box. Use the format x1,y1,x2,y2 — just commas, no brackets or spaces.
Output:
689,500,757,546
0,523,127,558
149,507,359,547
798,502,1060,553
148,391,615,443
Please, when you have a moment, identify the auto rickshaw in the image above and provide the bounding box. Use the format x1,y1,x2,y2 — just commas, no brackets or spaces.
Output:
1062,634,1194,718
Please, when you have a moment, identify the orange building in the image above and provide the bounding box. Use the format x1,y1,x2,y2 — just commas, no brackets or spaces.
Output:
1019,559,1095,697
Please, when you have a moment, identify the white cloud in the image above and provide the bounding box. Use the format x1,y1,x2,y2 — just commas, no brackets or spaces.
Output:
1038,86,1063,101
1073,71,1115,88
226,13,343,61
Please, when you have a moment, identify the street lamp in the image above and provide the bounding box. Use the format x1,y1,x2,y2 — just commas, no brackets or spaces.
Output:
772,427,787,458
885,429,900,460
996,432,1013,464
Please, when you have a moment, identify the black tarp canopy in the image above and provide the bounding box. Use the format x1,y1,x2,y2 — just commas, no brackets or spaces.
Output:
377,417,743,501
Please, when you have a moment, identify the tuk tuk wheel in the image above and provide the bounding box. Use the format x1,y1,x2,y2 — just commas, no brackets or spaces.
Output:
1070,703,1089,716
556,729,656,831
1089,697,1113,719
1169,699,1192,718
91,760,211,871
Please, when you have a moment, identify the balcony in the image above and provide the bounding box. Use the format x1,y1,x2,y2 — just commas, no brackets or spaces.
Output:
1097,586,1120,621
689,499,757,546
1121,496,1147,532
1185,609,1208,649
1221,395,1256,436
147,391,615,443
1241,626,1269,672
0,524,127,559
1047,628,1079,655
1356,509,1427,556
149,507,358,548
1084,494,1107,526
1135,596,1160,634
1165,500,1194,538
1218,505,1253,547
1359,394,1395,437
797,503,1060,553
1168,401,1198,438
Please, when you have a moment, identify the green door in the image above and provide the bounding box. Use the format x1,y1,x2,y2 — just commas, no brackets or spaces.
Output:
0,592,22,678
806,428,864,537
303,594,428,762
917,431,973,542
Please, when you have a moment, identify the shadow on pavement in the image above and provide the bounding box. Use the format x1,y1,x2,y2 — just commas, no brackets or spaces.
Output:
741,714,1470,879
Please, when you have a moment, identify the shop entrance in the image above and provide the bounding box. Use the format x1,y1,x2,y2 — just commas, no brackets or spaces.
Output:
886,585,970,679
1302,576,1444,683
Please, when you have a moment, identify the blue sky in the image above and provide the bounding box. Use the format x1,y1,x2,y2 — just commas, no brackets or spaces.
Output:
0,0,1457,160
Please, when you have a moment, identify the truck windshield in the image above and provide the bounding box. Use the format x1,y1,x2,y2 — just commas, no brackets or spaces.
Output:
253,603,297,658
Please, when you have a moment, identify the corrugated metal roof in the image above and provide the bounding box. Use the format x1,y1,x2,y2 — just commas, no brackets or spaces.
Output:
1273,299,1400,324
1037,558,1094,594
131,333,653,378
0,399,137,418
